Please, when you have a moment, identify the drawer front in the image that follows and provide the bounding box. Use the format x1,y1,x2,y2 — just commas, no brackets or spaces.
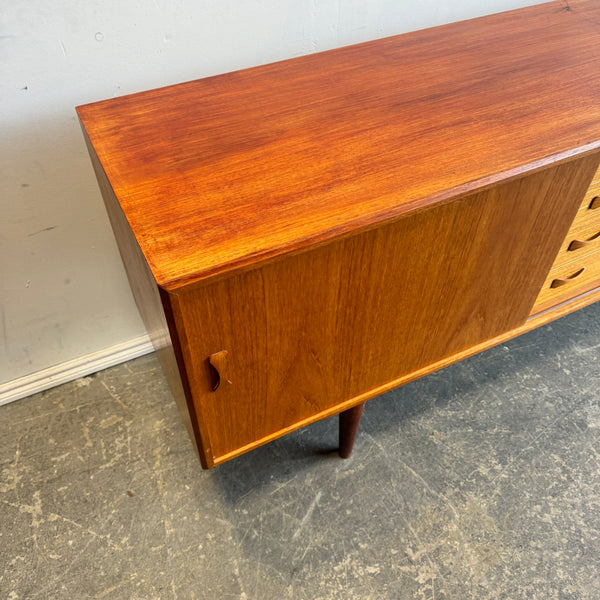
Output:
576,179,600,215
555,204,600,259
574,177,600,219
552,176,600,264
533,249,600,312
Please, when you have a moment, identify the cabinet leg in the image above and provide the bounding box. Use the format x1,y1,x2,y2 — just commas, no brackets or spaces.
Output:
339,403,365,458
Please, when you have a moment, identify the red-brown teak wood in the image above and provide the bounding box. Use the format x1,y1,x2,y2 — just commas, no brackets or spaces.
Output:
77,0,600,468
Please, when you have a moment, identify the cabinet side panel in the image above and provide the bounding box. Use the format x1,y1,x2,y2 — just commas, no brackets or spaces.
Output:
176,155,598,463
81,128,211,467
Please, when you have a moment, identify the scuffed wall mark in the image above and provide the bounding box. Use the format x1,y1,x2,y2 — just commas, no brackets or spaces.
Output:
28,226,57,237
60,41,67,57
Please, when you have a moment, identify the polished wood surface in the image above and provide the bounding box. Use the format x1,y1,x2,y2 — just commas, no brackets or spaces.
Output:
533,251,600,314
78,0,600,468
552,167,600,259
168,156,597,463
533,164,600,313
81,130,212,467
202,284,600,466
76,0,600,290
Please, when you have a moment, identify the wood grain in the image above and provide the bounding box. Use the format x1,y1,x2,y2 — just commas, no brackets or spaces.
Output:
78,0,600,468
81,129,212,467
531,160,600,313
533,250,600,314
168,157,597,463
552,177,600,258
209,282,600,466
76,0,600,290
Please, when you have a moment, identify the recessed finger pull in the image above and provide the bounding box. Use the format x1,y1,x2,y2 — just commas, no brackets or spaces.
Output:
550,267,585,288
208,350,232,391
589,196,599,210
568,231,600,251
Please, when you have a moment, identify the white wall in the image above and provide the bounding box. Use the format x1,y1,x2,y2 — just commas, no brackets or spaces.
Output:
1,0,543,398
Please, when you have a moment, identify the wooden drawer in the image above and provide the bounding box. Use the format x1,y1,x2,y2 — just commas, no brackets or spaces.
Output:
552,180,600,264
579,178,600,211
533,249,600,312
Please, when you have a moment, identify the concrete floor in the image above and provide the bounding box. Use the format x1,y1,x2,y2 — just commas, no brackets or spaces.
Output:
1,303,600,599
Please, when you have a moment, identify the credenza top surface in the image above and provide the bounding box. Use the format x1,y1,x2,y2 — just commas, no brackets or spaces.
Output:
77,0,600,290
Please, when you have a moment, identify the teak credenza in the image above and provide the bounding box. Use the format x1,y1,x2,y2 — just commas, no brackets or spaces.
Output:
77,0,600,469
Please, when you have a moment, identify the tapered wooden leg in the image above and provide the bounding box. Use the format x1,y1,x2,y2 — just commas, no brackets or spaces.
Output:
339,403,365,458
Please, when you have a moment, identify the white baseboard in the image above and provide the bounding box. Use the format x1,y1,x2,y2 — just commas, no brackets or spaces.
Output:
0,335,154,406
